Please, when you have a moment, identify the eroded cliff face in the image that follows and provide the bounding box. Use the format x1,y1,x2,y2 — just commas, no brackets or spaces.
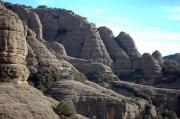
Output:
1,2,180,119
0,4,29,83
34,8,112,66
47,80,157,119
0,83,60,119
98,27,131,76
6,4,44,41
140,53,162,79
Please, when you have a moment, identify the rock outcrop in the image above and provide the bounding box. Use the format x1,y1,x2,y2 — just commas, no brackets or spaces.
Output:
152,50,164,65
67,57,112,75
111,80,180,114
26,43,38,73
140,53,162,79
115,32,141,71
46,41,67,58
35,8,112,65
26,28,85,84
98,26,131,76
0,4,29,83
47,80,156,119
0,83,60,119
6,4,44,41
115,32,140,59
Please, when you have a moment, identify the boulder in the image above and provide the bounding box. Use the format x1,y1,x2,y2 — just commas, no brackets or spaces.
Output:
0,4,29,83
140,53,162,79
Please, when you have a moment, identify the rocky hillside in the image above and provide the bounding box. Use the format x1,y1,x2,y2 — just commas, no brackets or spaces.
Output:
0,1,180,119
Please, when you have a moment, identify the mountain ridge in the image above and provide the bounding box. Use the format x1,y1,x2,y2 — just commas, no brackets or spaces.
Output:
0,1,180,119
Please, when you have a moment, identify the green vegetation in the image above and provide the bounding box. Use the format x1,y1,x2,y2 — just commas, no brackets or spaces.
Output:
54,101,77,119
113,82,152,103
28,68,85,91
120,69,146,84
0,72,11,83
0,76,11,83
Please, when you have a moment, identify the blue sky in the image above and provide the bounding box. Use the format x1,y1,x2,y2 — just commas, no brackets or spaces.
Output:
3,0,180,56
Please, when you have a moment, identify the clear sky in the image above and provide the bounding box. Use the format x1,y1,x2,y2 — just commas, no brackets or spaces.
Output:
3,0,180,56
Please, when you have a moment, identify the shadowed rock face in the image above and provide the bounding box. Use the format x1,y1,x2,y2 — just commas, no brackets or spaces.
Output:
0,4,29,83
6,4,44,41
26,28,85,82
35,8,112,66
140,53,162,79
152,50,164,65
46,41,67,57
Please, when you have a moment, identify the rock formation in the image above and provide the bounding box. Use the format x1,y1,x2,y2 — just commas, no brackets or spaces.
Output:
115,32,141,71
111,80,180,115
67,57,112,75
26,28,86,85
0,83,60,119
115,32,141,59
0,2,180,119
6,4,44,41
35,8,112,65
46,41,67,58
152,50,164,65
98,26,131,76
0,4,29,83
47,80,157,119
140,53,162,79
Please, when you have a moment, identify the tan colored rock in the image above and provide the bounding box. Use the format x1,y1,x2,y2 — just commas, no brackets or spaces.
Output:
0,83,60,119
140,53,162,79
7,4,44,41
47,80,155,119
46,41,67,58
35,8,112,65
26,43,38,73
111,80,180,115
67,57,112,75
152,50,164,65
26,28,85,83
0,4,29,83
